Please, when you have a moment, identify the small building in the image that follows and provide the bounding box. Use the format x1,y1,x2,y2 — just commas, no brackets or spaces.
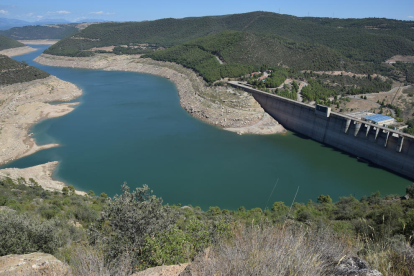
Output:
362,114,395,126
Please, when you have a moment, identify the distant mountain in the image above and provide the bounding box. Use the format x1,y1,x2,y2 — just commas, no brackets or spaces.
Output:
75,19,109,23
0,18,110,32
0,18,30,31
34,19,72,25
0,24,79,40
43,11,414,83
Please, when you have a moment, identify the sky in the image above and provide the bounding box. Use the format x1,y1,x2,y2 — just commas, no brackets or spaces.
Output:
0,0,413,22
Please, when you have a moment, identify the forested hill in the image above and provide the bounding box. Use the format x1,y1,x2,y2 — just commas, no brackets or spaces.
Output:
0,24,79,40
0,55,49,85
145,31,343,83
45,11,414,61
0,36,25,51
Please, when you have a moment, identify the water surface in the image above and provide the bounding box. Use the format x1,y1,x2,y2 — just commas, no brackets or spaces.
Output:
2,46,411,210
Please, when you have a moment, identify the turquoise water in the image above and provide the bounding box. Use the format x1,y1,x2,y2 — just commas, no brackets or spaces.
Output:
2,46,411,210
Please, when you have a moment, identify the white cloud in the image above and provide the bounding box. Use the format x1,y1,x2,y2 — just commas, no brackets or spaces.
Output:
89,11,115,15
27,13,34,17
37,15,43,19
48,10,70,14
0,9,8,14
408,15,414,18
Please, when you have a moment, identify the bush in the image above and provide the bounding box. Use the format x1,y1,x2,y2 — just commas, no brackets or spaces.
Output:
186,224,354,275
0,213,61,256
89,183,178,270
406,183,414,198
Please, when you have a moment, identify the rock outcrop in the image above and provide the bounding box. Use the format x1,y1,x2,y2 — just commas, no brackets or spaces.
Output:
0,253,70,276
334,256,382,276
132,263,189,276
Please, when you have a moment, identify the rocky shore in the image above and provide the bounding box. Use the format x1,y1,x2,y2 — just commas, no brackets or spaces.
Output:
35,54,285,135
18,39,59,45
0,76,83,193
0,46,37,57
0,162,86,196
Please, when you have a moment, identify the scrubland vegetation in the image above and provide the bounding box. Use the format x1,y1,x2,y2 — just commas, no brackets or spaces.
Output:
1,174,414,275
43,12,414,86
0,24,79,40
0,35,25,51
0,54,49,85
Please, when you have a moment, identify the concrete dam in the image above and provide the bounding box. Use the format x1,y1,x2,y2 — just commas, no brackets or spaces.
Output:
229,81,414,180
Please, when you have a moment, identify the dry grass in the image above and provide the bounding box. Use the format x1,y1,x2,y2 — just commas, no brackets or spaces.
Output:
363,238,414,276
59,244,134,276
186,222,356,276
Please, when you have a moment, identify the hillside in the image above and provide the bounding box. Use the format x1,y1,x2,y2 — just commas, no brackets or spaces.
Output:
0,54,49,85
44,11,414,61
0,24,80,40
144,31,343,83
0,35,25,51
0,175,413,275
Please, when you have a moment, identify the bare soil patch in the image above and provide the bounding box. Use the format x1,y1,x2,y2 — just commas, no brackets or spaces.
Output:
385,55,414,63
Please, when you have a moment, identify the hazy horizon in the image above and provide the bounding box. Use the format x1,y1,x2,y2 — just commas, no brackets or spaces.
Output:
1,0,413,24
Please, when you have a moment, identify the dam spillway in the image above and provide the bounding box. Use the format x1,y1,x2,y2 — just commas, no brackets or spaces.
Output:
229,82,414,180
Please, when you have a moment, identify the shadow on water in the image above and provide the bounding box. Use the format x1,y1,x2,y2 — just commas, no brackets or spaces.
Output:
292,131,413,182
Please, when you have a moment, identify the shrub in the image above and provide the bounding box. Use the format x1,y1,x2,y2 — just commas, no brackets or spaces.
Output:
186,224,355,275
406,183,414,198
0,213,61,256
89,184,178,270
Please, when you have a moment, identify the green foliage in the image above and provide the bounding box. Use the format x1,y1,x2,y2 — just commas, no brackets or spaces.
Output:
0,24,79,40
68,185,75,195
301,79,337,102
406,183,414,198
0,35,25,51
317,194,333,204
0,213,61,256
89,183,177,268
0,54,50,85
142,219,211,266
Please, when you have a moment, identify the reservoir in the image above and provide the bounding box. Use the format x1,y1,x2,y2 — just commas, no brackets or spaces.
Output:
2,45,411,210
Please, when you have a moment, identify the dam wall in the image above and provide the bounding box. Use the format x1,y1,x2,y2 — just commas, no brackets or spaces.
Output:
229,82,414,180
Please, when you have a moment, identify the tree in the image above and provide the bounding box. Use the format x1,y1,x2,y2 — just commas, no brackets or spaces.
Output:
62,186,69,195
100,192,108,199
271,202,288,217
87,190,95,197
68,185,75,196
406,184,414,198
317,194,333,204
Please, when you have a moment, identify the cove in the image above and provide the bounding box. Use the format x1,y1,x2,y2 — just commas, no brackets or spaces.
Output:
1,45,411,211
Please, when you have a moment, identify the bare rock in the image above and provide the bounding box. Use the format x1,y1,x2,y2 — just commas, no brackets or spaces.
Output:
0,206,16,213
0,252,70,276
334,256,382,276
132,263,189,276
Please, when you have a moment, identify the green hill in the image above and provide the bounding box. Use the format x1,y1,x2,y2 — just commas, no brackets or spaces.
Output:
0,54,50,85
0,24,79,40
45,11,414,61
144,31,344,83
0,35,25,51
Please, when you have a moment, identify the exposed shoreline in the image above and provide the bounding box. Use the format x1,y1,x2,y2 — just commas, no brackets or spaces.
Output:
0,76,83,193
0,162,86,195
35,54,286,135
18,39,59,45
0,46,38,57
